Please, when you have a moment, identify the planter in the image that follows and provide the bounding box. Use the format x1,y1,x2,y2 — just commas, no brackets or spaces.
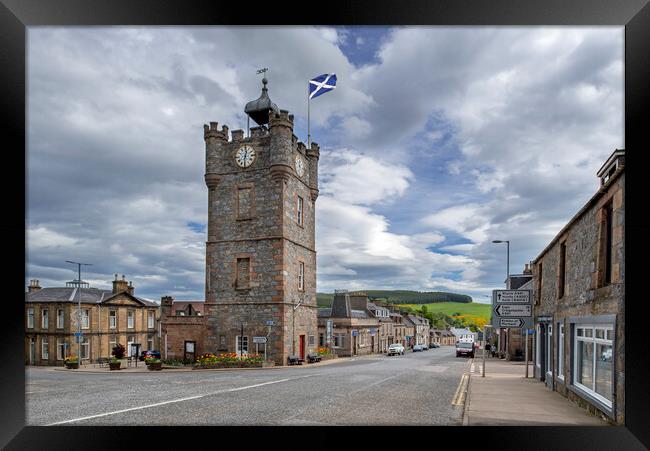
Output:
109,362,121,370
147,362,162,371
119,358,128,369
65,362,79,369
194,360,263,369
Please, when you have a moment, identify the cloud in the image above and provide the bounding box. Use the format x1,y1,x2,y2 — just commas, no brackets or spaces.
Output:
26,26,623,302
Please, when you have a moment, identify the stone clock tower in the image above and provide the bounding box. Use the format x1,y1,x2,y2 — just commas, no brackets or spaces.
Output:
203,78,319,365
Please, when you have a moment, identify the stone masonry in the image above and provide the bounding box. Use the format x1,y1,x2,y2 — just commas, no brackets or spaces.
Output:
203,107,319,365
532,155,624,424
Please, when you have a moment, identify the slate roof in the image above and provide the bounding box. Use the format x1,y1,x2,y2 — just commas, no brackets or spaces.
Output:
317,308,332,318
351,309,370,319
25,287,158,307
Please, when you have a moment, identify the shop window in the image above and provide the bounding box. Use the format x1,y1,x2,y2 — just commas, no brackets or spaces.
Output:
573,324,614,408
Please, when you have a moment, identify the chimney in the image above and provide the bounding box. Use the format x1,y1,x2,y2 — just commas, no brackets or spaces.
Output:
112,274,129,294
28,279,42,293
127,281,134,295
161,295,174,319
523,262,532,275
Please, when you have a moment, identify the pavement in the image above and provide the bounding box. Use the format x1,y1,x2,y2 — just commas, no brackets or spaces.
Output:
463,354,610,426
51,355,348,373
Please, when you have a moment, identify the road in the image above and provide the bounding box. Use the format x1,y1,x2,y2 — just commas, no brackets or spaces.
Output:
26,346,471,426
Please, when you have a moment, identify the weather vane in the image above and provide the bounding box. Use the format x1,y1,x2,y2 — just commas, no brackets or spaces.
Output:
256,67,269,76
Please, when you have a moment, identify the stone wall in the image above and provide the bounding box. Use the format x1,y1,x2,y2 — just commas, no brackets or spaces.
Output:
203,110,318,366
533,171,624,424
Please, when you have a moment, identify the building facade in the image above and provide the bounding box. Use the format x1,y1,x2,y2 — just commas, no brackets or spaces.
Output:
25,276,159,365
532,149,624,424
317,291,380,357
160,297,206,361
203,78,319,365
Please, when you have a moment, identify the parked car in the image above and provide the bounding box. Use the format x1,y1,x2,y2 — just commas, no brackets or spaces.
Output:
413,344,424,352
429,343,440,348
139,350,161,361
455,342,475,358
387,343,405,356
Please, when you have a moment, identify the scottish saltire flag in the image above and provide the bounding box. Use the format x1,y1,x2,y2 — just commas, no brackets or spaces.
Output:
309,73,337,99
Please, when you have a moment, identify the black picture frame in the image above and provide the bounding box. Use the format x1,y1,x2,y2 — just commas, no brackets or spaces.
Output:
3,0,649,449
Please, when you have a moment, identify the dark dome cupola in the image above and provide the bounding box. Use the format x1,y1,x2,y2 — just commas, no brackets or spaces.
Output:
244,77,279,126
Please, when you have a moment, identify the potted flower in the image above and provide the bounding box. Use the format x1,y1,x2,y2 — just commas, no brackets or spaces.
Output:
144,354,162,371
111,343,126,370
64,355,79,369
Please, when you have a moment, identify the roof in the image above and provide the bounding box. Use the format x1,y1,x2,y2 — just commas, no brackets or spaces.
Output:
533,164,624,264
172,301,205,313
26,287,158,307
317,308,332,318
351,309,370,319
244,78,279,126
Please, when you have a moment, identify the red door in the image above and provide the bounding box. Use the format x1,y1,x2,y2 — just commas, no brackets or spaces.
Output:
299,335,305,360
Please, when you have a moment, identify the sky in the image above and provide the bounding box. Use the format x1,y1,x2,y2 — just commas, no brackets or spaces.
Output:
26,26,623,303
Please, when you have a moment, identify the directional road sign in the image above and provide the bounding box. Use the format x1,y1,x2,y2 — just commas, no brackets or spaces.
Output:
491,289,533,329
493,304,532,317
494,289,531,303
498,318,527,328
252,336,267,344
265,320,274,326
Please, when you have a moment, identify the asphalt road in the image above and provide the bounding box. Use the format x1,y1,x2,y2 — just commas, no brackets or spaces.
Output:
26,346,471,426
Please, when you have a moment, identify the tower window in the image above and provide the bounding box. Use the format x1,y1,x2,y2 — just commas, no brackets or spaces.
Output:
236,257,251,289
298,261,305,291
297,195,304,226
237,186,253,219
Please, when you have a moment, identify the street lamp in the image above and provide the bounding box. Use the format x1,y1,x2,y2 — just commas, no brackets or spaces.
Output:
66,260,92,365
491,240,510,288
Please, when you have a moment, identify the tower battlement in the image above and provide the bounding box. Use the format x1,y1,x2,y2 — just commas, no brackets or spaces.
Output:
269,109,294,130
203,122,229,141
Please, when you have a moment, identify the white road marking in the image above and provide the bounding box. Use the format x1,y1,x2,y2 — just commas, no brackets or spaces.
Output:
46,374,320,425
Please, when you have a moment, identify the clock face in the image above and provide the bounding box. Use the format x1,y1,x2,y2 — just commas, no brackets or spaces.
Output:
235,145,256,168
295,155,305,177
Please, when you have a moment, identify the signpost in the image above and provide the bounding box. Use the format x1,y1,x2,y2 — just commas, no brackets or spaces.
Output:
491,289,533,329
492,289,533,379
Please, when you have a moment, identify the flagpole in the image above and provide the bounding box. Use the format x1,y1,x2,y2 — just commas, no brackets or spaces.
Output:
307,81,311,149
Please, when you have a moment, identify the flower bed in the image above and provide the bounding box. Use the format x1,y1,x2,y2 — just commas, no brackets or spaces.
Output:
316,347,335,360
193,352,264,369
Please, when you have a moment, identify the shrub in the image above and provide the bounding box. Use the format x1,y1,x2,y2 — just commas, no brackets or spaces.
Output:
111,343,126,359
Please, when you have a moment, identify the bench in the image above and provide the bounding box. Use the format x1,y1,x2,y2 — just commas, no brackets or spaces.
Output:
95,357,109,368
306,352,322,363
287,355,303,365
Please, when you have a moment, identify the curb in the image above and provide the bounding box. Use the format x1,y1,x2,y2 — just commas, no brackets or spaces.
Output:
461,358,473,426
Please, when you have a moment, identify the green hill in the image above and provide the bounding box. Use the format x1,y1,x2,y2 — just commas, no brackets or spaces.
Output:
316,290,472,307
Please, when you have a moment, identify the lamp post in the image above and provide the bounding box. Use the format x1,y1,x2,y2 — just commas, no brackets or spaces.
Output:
492,240,510,360
66,260,92,364
491,240,510,288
